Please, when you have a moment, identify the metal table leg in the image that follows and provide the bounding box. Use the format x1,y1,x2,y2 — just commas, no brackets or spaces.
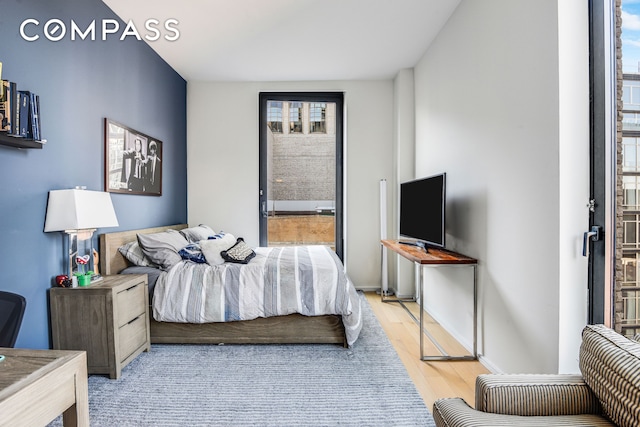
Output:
419,264,478,361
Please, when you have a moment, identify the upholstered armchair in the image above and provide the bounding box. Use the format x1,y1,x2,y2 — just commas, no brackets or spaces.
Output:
432,324,640,427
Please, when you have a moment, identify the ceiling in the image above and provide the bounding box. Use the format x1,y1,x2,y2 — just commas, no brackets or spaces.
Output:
101,0,461,82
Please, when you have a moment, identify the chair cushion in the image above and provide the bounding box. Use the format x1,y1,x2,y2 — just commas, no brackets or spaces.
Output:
475,374,602,416
580,324,640,427
432,398,615,427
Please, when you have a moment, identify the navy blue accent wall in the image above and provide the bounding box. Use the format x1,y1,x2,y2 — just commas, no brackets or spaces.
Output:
0,0,187,349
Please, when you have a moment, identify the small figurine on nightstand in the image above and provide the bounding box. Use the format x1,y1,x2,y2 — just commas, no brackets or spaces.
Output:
74,255,93,287
55,275,72,288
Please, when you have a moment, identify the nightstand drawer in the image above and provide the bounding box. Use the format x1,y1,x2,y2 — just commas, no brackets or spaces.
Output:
119,313,147,361
116,280,146,326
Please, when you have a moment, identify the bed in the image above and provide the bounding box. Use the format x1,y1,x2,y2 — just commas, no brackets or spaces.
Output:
99,224,362,347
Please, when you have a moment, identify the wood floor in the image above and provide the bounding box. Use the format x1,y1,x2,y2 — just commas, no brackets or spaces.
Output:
365,292,490,410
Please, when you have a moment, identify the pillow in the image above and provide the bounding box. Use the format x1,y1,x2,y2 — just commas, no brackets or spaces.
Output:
118,241,157,267
178,243,207,264
221,238,256,264
200,232,236,265
137,229,190,270
207,231,228,240
179,224,215,243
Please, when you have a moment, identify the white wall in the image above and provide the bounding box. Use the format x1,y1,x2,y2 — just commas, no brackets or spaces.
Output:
187,80,394,290
412,0,590,373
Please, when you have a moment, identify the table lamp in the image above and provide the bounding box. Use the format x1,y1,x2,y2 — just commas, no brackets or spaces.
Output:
44,187,119,284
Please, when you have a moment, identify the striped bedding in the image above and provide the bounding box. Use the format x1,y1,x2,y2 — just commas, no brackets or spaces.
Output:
152,245,363,346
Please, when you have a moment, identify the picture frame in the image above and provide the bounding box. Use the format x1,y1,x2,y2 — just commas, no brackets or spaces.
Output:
104,118,162,196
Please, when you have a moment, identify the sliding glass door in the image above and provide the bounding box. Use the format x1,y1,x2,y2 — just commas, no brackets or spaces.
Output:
587,0,615,325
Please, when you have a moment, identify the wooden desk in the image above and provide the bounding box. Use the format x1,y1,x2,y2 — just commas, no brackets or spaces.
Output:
381,239,478,361
0,348,89,427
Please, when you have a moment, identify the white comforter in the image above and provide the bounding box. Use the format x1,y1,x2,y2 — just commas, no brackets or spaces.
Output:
152,245,363,346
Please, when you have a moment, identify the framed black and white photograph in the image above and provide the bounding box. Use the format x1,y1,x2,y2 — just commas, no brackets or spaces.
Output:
104,118,162,196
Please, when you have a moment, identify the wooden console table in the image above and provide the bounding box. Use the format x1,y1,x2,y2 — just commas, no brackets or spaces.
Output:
381,239,478,361
0,348,89,426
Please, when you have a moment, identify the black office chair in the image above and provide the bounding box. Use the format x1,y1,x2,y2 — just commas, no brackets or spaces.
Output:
0,291,26,347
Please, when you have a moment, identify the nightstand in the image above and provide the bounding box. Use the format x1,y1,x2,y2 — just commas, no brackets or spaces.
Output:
50,274,150,379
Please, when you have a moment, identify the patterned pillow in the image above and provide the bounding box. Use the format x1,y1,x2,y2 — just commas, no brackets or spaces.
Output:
178,243,207,264
118,241,157,268
179,224,216,243
221,238,256,264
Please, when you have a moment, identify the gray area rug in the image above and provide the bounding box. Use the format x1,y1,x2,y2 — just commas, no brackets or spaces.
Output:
51,293,435,426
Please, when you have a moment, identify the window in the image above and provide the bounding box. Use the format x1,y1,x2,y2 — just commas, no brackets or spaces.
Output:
289,102,302,133
620,79,640,335
267,101,283,133
624,213,640,249
309,103,326,133
623,82,640,107
623,113,640,131
623,137,640,172
623,79,640,132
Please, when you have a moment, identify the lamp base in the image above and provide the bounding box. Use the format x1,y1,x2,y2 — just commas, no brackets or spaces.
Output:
64,229,97,279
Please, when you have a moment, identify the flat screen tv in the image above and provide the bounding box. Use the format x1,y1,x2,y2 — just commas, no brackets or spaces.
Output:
399,173,446,251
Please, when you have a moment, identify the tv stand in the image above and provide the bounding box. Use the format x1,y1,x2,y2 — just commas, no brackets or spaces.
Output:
381,239,478,361
398,240,428,252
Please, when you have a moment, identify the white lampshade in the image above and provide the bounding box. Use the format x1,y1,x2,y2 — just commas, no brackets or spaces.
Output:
44,189,119,232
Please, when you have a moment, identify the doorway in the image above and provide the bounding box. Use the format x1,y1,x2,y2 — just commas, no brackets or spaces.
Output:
258,92,344,260
589,0,640,334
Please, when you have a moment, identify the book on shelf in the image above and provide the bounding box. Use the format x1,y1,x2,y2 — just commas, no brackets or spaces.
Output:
17,90,30,138
29,92,39,141
9,81,16,135
1,80,17,135
0,80,7,132
15,90,42,141
35,94,41,141
13,83,21,136
0,75,44,143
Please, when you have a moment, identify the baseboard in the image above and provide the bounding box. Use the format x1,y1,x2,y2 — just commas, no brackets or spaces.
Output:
356,286,382,293
477,354,502,374
357,285,415,300
425,308,474,354
425,307,501,374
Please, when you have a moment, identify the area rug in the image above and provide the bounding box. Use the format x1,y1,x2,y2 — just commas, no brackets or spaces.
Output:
50,293,435,426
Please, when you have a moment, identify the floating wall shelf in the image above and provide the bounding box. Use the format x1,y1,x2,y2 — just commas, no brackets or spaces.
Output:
0,133,44,149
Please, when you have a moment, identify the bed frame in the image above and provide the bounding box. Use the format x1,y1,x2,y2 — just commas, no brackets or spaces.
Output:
99,224,347,346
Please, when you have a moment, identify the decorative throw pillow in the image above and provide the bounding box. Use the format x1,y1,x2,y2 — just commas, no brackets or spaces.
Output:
200,232,236,265
137,229,190,270
221,237,256,264
178,243,207,264
179,224,216,243
118,241,157,268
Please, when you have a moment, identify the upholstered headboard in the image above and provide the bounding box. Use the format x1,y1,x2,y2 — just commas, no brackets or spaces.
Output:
99,224,188,276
